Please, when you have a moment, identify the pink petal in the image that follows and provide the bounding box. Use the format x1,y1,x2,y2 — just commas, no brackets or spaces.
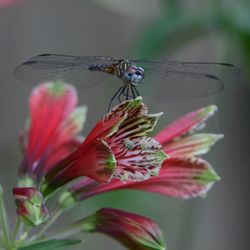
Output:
84,97,146,145
154,105,217,144
112,137,167,181
71,157,219,200
43,137,83,173
164,133,224,157
19,82,78,177
42,139,116,197
58,106,87,143
103,98,165,182
28,83,77,158
130,157,220,198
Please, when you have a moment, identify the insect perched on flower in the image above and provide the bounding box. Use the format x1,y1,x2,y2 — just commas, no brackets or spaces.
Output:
14,54,239,109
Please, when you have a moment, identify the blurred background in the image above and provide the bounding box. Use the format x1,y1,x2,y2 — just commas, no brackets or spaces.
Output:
0,0,249,249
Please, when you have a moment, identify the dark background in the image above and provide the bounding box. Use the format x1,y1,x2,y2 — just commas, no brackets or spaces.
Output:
0,0,249,249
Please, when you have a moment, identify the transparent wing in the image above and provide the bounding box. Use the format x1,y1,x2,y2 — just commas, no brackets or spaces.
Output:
135,70,223,99
132,59,239,98
14,54,121,88
133,59,240,78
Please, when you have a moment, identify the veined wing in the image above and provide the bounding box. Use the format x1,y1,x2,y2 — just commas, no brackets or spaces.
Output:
132,59,239,99
14,54,121,88
132,59,240,78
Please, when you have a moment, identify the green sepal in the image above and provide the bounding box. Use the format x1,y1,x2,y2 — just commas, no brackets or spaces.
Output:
17,177,35,188
57,191,77,212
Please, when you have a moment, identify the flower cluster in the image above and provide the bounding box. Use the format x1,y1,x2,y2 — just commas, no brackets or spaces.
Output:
0,81,222,250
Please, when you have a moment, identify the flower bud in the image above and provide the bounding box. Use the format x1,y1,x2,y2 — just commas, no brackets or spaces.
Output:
13,187,49,226
81,208,166,250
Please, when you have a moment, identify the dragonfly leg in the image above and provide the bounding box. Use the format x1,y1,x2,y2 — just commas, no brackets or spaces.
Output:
122,84,133,99
131,86,136,99
125,84,130,100
108,86,123,111
133,86,140,97
117,85,126,103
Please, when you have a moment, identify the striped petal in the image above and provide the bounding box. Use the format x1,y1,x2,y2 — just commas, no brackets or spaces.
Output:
163,133,224,157
71,157,220,200
112,137,168,181
155,105,217,144
84,97,146,145
133,157,220,198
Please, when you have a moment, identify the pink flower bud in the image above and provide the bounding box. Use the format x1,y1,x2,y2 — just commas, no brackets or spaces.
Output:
81,208,166,250
13,187,49,226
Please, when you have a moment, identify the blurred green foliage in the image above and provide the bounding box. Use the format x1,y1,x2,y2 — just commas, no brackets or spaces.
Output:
134,0,250,61
94,0,250,76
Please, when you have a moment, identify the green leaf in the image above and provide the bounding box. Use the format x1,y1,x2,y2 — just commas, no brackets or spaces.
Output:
18,239,81,250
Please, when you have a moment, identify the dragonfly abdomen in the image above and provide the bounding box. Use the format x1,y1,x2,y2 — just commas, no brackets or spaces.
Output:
88,64,115,75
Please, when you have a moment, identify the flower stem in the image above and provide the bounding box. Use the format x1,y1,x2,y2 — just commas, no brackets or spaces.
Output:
46,216,92,240
0,186,10,246
11,218,21,243
46,222,84,239
33,209,62,240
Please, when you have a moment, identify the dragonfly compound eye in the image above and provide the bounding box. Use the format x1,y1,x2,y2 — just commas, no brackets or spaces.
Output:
130,67,144,84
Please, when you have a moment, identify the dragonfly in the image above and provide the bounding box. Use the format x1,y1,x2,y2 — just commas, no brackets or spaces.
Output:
14,54,239,110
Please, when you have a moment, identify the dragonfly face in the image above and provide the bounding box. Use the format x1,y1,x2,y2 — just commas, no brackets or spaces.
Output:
123,65,144,86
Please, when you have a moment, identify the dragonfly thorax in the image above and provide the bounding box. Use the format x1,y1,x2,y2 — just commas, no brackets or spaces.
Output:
117,61,144,86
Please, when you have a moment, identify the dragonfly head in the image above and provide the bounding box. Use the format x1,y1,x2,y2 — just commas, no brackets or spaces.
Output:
125,66,144,86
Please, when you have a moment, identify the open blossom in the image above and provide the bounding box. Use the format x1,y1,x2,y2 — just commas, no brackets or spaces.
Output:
41,96,167,197
73,208,166,250
68,105,221,202
18,82,87,184
0,78,226,250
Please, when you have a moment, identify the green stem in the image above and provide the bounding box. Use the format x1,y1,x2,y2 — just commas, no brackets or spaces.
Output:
46,216,93,240
0,186,10,246
11,218,21,243
33,210,62,240
46,221,84,240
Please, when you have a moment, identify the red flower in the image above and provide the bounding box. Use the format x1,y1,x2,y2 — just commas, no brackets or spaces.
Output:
69,105,221,201
18,82,86,184
13,187,49,226
75,208,166,250
41,96,167,197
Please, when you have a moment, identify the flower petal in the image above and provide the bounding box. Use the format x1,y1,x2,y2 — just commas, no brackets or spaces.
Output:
163,133,224,157
112,137,168,181
107,113,162,147
28,82,77,157
131,157,220,198
154,105,217,144
84,97,146,145
41,139,116,197
60,106,87,138
71,157,220,200
19,82,78,177
44,137,83,173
